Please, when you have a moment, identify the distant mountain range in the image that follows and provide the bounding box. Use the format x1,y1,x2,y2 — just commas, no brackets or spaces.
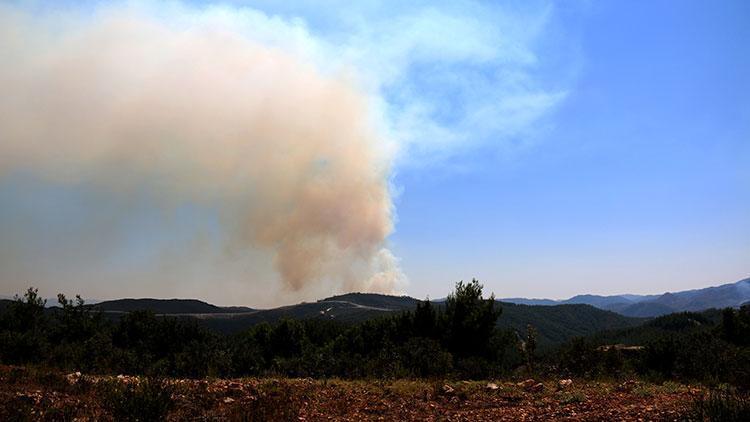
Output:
501,277,750,317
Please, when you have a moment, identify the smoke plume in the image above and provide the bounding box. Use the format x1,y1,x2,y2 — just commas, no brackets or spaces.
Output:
0,4,406,301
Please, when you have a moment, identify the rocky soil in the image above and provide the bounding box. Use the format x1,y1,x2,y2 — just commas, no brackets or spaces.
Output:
0,365,700,421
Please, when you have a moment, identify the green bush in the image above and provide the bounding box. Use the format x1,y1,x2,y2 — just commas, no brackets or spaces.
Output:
558,391,586,404
398,337,453,378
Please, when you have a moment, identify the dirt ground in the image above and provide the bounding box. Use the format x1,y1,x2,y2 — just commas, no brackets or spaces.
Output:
0,365,700,421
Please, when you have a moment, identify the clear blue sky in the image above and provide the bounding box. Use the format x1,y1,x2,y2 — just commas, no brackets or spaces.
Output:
0,1,748,305
391,0,750,299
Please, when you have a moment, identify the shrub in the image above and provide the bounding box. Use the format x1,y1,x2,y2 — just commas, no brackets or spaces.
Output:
398,337,452,378
41,402,78,422
0,394,34,421
689,389,750,422
558,391,586,404
235,381,301,422
98,378,174,421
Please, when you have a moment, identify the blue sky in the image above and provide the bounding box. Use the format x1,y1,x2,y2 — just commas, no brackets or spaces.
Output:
0,0,748,305
393,0,750,299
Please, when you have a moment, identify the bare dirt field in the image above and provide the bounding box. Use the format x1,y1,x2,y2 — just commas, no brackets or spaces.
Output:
0,365,700,421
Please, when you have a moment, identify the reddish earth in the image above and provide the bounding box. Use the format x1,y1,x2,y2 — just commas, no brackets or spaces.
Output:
0,365,700,421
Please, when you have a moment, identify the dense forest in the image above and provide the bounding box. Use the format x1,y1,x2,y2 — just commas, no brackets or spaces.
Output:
1,280,749,387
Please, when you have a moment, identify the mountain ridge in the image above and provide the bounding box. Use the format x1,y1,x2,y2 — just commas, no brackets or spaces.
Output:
4,277,745,344
85,293,640,348
92,298,254,315
500,277,750,317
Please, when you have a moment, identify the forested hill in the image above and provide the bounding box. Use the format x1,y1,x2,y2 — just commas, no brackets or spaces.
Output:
497,302,642,346
92,298,254,315
3,284,747,390
81,293,641,347
584,308,724,346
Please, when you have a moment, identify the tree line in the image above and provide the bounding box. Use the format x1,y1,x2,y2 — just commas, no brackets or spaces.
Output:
0,280,523,379
1,280,749,387
550,307,750,388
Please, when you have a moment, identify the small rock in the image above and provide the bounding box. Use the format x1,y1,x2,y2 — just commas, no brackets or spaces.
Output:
558,379,573,390
518,379,536,389
486,382,499,390
617,380,638,392
66,372,82,385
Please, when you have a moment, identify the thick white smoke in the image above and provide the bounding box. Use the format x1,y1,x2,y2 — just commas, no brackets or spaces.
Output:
0,4,406,301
